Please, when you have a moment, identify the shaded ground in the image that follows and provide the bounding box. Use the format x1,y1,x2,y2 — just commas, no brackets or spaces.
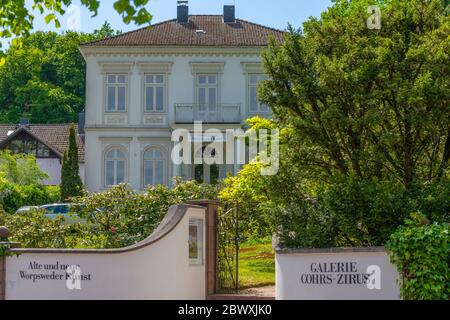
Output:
238,286,275,297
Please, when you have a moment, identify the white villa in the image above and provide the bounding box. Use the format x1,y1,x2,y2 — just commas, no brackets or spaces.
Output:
79,2,284,192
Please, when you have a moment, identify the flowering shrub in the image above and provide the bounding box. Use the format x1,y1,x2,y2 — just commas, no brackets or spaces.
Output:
0,180,218,249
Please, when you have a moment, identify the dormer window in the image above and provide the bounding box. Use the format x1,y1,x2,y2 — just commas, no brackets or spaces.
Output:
195,30,206,37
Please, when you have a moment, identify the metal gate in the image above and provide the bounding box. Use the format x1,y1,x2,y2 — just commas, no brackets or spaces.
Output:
215,202,239,293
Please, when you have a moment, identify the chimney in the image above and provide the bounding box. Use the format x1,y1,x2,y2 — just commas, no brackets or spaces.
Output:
19,118,30,127
78,110,85,141
223,5,235,24
177,0,189,24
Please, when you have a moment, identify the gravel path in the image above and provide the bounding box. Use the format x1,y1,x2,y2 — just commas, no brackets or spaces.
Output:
238,286,275,297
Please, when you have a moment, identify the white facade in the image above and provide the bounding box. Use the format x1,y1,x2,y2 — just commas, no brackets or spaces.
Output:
36,158,85,186
81,46,270,192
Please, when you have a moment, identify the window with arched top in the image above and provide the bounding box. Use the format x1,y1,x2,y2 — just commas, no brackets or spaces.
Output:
143,148,166,186
105,148,126,187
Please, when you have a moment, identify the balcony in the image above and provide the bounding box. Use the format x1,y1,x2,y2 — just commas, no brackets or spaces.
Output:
174,103,241,124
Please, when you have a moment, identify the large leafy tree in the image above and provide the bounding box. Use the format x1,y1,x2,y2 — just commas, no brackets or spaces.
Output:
260,0,450,187
0,0,152,46
222,0,450,247
0,23,119,123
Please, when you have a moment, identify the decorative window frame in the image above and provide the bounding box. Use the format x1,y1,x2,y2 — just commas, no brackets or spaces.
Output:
141,145,168,188
99,137,132,189
138,63,173,116
241,62,271,116
138,138,171,189
190,62,225,106
100,62,134,115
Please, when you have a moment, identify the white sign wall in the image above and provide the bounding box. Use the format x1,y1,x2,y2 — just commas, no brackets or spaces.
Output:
276,248,401,300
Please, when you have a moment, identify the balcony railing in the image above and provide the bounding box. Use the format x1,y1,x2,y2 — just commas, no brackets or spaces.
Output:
175,103,241,124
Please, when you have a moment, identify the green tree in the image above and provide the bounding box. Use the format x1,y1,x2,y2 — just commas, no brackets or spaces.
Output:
60,124,83,201
0,150,49,185
0,0,152,54
260,0,450,187
232,0,450,246
0,23,120,123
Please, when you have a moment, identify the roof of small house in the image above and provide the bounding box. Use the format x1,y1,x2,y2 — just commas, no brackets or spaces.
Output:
81,15,285,47
0,124,85,163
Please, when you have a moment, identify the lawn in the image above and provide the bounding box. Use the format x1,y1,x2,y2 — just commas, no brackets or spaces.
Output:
238,241,275,289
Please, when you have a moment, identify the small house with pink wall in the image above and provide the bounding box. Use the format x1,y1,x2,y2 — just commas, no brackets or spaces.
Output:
0,120,85,185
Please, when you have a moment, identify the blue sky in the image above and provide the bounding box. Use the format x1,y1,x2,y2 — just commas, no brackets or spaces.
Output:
2,0,332,48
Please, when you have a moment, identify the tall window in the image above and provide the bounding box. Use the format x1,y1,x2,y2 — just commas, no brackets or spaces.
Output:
105,149,126,187
145,75,165,112
197,75,217,113
143,148,165,186
106,74,127,112
249,74,269,113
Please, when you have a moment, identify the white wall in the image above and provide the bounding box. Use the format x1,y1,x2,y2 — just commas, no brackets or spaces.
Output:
276,248,400,300
5,206,206,300
37,158,61,185
36,158,85,186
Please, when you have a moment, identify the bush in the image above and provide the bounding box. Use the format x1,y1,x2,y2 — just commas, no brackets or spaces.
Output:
0,151,49,185
72,179,219,248
0,180,218,249
386,213,449,300
0,177,60,213
274,200,337,249
0,208,78,248
322,178,450,247
322,178,413,247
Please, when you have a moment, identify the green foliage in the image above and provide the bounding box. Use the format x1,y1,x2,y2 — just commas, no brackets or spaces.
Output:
260,0,450,186
222,117,450,247
0,24,120,124
71,179,219,248
0,208,77,248
386,213,449,300
60,124,83,201
0,176,60,213
0,1,151,53
0,150,49,184
321,178,450,246
221,117,337,245
0,179,218,249
222,0,450,248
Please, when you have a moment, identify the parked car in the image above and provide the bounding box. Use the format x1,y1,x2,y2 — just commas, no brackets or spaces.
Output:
39,203,84,223
15,206,39,214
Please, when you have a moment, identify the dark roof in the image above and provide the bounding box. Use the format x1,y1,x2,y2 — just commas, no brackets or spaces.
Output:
0,124,85,163
82,15,285,47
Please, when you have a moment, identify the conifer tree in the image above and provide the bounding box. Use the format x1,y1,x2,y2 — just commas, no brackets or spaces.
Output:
60,124,83,201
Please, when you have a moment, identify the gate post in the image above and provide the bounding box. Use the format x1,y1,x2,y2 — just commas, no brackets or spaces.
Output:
0,226,12,301
187,200,220,298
